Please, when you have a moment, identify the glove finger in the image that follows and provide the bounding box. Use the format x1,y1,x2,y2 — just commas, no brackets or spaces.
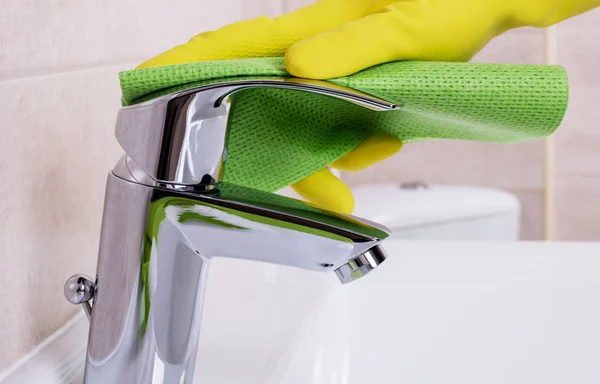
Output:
138,0,396,69
330,132,402,172
285,1,494,79
291,168,354,214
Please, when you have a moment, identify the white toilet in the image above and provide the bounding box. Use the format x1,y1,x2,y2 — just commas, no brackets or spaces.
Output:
352,183,521,241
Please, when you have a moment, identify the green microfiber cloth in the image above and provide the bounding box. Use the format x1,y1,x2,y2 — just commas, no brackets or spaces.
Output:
119,57,568,192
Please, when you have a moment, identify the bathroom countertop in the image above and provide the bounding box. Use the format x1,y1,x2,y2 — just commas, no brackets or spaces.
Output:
3,240,600,384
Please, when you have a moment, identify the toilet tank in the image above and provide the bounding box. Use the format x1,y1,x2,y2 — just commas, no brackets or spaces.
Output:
352,184,521,241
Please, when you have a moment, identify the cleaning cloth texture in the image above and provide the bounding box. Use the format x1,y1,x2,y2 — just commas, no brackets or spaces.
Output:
120,57,568,193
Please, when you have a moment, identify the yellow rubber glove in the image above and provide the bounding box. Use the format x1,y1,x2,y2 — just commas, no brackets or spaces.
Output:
138,0,600,214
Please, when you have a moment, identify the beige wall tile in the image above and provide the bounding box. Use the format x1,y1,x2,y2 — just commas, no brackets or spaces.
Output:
556,9,600,87
243,0,284,18
473,28,545,64
342,139,545,191
0,0,243,78
283,0,315,12
551,8,600,241
554,86,600,175
555,175,600,241
0,66,125,370
555,8,600,175
556,7,600,34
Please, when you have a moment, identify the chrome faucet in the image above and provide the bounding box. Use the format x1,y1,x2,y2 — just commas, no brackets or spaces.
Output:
64,78,397,384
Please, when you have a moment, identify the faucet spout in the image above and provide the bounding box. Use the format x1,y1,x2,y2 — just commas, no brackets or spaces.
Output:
114,78,399,188
136,177,391,382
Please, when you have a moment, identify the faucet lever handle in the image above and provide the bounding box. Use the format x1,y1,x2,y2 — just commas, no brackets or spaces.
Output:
115,78,400,187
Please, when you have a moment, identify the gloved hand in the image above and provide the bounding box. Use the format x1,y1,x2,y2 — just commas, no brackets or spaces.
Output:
138,0,600,214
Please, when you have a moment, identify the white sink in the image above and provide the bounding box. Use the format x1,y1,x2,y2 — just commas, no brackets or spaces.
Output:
4,241,600,384
269,242,600,384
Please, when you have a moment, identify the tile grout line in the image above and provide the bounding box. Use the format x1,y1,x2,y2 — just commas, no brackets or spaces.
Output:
0,59,147,85
554,172,600,178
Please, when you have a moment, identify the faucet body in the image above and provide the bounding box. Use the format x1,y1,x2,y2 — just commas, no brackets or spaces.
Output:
66,78,396,384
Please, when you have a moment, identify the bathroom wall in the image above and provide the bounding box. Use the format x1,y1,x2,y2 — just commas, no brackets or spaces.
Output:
553,10,600,241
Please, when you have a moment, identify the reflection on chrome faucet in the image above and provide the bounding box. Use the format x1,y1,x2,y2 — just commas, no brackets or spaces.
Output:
64,78,396,384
